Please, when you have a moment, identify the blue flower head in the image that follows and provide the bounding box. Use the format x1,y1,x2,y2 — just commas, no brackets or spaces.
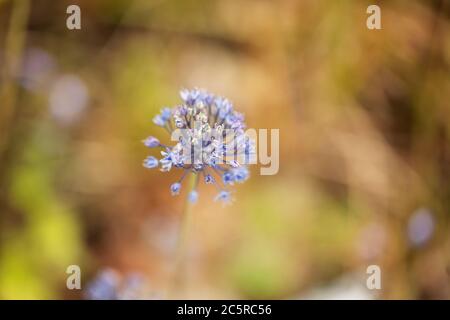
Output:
143,88,254,204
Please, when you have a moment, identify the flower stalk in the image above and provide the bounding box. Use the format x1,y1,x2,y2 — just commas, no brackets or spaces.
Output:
169,172,196,298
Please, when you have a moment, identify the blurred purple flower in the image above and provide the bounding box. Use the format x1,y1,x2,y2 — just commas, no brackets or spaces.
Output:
49,74,89,125
85,269,156,300
85,269,119,300
20,48,56,91
407,208,435,247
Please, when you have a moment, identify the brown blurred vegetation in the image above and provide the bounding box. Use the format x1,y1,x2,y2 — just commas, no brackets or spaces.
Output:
0,0,449,299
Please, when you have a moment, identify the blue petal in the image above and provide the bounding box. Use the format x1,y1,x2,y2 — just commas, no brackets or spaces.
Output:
143,156,159,169
204,174,215,184
143,136,159,148
214,191,232,203
233,167,249,183
170,182,181,195
160,108,172,121
222,171,235,185
153,115,165,126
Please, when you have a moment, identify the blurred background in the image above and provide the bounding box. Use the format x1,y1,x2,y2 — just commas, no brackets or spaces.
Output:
0,0,449,299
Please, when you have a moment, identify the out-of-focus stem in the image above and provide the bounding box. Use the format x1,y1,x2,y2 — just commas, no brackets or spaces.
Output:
0,0,30,157
168,172,196,299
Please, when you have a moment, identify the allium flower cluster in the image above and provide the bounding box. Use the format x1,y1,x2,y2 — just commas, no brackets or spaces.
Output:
143,88,255,204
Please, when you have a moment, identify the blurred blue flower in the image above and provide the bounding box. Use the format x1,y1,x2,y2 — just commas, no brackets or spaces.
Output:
85,269,157,300
188,190,199,203
407,208,435,247
85,269,119,300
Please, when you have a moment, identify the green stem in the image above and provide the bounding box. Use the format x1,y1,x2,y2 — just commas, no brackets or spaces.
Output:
168,172,196,298
0,0,30,157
